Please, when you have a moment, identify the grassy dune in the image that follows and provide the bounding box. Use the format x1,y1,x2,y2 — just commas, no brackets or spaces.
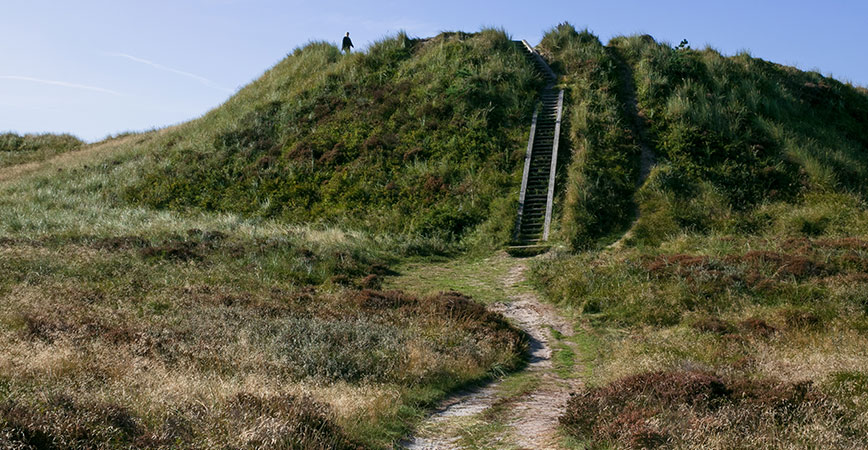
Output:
121,29,540,246
3,22,868,449
531,24,868,448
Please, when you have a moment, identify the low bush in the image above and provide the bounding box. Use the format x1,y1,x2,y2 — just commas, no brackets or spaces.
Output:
561,370,846,449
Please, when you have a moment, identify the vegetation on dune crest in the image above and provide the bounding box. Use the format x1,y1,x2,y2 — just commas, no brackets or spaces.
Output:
611,33,868,246
0,132,83,168
122,29,541,245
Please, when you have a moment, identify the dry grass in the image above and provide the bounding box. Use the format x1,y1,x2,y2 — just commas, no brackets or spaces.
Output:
0,139,526,448
0,237,525,448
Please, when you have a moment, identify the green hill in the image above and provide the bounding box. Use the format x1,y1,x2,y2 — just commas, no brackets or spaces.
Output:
0,30,536,449
536,24,868,249
121,30,541,247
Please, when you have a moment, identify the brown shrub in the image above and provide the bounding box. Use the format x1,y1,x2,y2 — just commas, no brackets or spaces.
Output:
18,309,138,346
561,370,728,448
362,132,397,151
20,313,70,342
329,274,353,286
817,237,868,250
428,291,489,321
744,270,778,293
782,309,821,329
286,142,313,161
0,397,144,448
90,235,149,251
780,237,812,252
354,289,416,309
140,239,200,261
739,317,777,336
425,291,527,356
643,254,715,276
596,406,668,448
318,142,344,164
1,394,360,450
423,174,447,195
561,370,830,448
360,274,381,290
367,263,397,276
739,251,824,278
691,317,734,334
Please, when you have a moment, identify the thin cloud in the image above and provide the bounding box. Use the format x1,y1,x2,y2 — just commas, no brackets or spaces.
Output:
0,75,123,96
107,52,233,93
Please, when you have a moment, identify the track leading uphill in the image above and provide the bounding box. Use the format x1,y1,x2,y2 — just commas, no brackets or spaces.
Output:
512,40,564,248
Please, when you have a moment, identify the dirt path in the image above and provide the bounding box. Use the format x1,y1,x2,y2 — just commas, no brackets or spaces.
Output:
401,255,580,449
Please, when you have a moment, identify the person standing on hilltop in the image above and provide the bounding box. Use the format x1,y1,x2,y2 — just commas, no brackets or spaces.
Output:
342,32,354,54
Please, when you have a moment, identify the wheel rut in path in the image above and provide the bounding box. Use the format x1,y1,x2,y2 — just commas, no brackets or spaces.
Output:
401,255,580,450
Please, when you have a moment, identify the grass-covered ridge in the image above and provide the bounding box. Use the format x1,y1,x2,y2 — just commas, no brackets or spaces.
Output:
122,29,541,244
614,33,868,246
539,24,868,249
0,132,83,168
537,24,641,249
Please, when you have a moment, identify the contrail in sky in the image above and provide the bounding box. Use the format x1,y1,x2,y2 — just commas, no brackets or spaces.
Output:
107,52,233,93
0,75,123,96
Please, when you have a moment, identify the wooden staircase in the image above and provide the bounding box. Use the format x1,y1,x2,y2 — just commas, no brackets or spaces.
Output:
511,40,564,251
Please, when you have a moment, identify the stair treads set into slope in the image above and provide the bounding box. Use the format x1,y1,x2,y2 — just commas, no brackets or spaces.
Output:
513,40,564,246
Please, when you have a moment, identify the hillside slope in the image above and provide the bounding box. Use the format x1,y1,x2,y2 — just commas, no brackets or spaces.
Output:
120,30,541,246
538,23,868,249
3,23,868,449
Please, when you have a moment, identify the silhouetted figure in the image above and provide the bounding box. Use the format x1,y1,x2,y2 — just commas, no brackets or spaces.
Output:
342,32,354,54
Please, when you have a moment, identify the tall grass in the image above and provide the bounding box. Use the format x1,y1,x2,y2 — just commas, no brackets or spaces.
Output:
0,154,527,447
538,24,641,249
609,35,868,245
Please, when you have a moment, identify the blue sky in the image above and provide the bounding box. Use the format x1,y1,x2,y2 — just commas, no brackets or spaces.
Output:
2,0,866,142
